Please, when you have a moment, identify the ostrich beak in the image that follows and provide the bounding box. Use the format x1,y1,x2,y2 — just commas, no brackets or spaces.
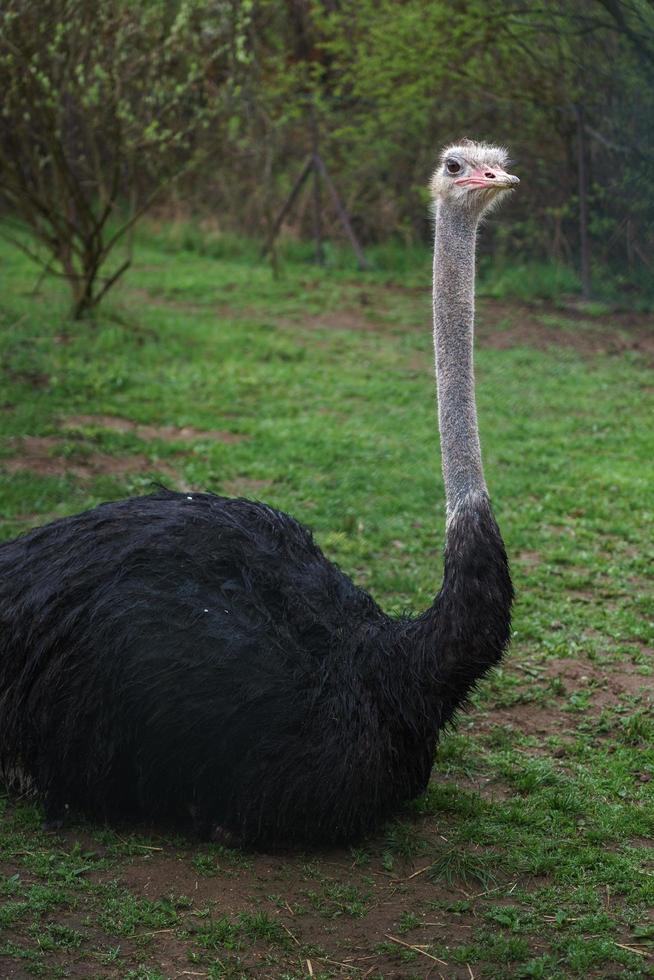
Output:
455,167,520,189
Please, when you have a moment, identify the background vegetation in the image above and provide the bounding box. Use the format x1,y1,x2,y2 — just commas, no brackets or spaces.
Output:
2,0,654,313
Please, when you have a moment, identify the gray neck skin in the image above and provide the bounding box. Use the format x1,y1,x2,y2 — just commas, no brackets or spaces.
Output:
432,200,486,517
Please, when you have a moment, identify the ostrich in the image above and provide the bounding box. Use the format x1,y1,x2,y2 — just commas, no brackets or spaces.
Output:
0,140,517,846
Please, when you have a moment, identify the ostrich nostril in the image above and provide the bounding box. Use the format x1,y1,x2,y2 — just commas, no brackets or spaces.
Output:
484,172,495,179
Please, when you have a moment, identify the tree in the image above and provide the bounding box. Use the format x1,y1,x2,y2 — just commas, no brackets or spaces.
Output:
0,0,227,318
317,0,654,280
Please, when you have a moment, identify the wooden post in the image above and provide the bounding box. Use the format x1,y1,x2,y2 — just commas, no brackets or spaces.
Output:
313,153,369,271
261,156,313,259
261,108,367,270
310,105,324,265
576,104,591,299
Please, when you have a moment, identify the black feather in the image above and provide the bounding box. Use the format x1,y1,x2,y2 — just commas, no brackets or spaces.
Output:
0,487,512,846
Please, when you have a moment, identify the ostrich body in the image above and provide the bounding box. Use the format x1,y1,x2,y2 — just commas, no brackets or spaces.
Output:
0,142,516,846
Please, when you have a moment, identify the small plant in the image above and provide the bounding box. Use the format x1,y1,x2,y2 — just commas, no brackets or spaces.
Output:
30,922,84,949
428,847,496,889
196,917,242,952
548,676,567,697
383,819,427,858
97,890,179,937
307,881,369,919
192,853,219,877
620,711,654,745
238,911,289,947
398,910,421,933
349,846,370,867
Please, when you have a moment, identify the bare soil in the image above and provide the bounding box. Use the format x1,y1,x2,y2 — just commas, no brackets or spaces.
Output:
2,417,246,483
2,436,179,482
222,476,274,498
476,300,654,362
475,652,653,746
64,414,246,445
273,291,654,363
3,810,510,980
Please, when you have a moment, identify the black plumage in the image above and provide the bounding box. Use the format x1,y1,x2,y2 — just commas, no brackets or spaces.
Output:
0,488,511,845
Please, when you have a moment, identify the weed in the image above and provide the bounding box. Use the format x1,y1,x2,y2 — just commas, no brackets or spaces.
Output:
98,888,180,936
307,881,370,918
383,819,428,858
397,911,421,933
427,848,497,889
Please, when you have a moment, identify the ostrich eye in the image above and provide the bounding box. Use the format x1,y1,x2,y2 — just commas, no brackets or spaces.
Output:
445,159,461,175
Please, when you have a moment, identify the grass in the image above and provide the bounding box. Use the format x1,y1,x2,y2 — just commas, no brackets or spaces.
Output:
0,225,652,978
141,216,654,307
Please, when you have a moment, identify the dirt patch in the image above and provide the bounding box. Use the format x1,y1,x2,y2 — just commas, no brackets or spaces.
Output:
475,696,565,742
132,281,654,363
92,840,487,979
285,295,654,363
516,549,542,568
2,436,179,482
64,414,246,444
478,653,653,742
0,805,495,978
286,310,388,333
6,369,50,389
222,477,273,498
476,300,654,362
539,655,653,702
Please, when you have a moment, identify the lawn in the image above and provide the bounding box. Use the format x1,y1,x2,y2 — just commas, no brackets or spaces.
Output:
0,229,652,979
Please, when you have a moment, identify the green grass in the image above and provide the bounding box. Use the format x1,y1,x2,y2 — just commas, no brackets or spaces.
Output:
478,258,582,302
0,226,652,978
139,217,654,307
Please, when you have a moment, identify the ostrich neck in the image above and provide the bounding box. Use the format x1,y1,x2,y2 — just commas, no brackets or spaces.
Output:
432,201,486,516
374,196,512,748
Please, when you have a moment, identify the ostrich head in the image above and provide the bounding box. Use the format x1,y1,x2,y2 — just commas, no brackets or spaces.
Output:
430,139,519,214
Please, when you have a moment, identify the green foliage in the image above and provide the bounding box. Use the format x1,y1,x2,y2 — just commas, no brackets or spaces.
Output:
334,1,653,275
0,0,228,317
